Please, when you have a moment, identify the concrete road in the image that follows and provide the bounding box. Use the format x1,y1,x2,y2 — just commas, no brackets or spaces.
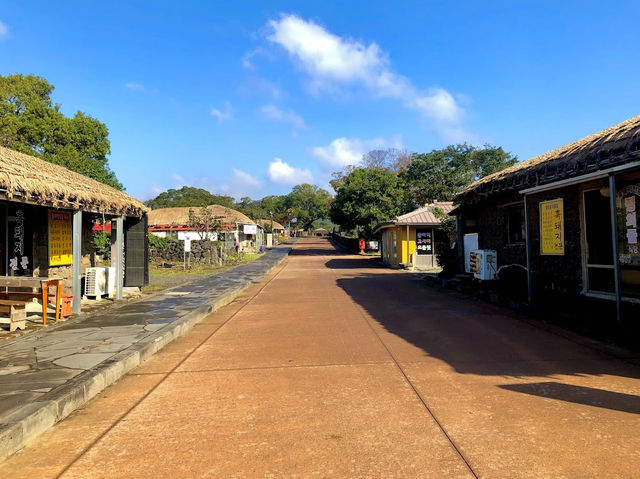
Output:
1,237,639,478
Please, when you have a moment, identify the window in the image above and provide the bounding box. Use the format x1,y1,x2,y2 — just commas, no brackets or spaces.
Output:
505,204,525,244
583,189,614,294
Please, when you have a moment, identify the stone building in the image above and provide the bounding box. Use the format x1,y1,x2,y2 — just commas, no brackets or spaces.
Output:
453,115,640,322
0,145,149,313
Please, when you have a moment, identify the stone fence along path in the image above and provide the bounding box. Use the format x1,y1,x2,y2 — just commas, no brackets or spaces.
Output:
0,247,291,462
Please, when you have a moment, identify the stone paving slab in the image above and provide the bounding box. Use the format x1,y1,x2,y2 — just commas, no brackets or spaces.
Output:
0,247,290,462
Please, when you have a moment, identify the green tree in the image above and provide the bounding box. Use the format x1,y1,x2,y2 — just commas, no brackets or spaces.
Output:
0,73,122,189
285,184,332,231
401,144,517,206
145,186,235,209
235,196,265,221
330,168,411,239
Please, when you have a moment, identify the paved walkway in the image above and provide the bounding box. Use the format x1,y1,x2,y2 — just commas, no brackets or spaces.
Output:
1,237,639,478
0,247,290,460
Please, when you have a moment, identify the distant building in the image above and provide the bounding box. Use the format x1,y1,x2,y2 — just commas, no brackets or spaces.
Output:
256,219,286,236
148,205,263,251
375,202,454,270
453,115,640,321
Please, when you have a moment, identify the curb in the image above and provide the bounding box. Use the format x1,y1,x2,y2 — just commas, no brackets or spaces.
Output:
0,249,290,462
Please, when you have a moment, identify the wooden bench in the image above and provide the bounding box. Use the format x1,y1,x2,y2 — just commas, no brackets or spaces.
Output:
0,277,63,325
0,300,27,332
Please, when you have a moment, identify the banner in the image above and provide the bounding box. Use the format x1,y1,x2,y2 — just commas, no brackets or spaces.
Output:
539,199,564,255
49,210,73,266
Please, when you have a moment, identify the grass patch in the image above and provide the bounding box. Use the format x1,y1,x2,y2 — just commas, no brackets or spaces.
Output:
143,253,264,293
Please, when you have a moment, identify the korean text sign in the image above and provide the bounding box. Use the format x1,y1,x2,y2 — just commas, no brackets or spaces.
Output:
48,210,73,266
539,199,564,255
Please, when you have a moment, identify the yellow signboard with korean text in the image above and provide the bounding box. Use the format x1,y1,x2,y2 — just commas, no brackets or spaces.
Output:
539,198,564,255
48,210,73,266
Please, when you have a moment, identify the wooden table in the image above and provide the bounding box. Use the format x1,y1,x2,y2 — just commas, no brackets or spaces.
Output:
0,276,63,325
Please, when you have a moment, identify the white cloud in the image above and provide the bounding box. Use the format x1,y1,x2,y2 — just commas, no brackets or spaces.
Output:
210,101,232,123
233,168,260,187
125,82,145,91
267,14,468,135
259,104,305,129
0,21,8,37
268,158,313,185
171,173,186,186
311,137,385,170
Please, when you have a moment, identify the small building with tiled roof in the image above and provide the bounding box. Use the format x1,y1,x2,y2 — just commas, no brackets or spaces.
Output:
453,115,640,323
375,201,454,270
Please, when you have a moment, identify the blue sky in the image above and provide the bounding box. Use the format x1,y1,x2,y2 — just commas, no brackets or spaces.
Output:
1,1,639,201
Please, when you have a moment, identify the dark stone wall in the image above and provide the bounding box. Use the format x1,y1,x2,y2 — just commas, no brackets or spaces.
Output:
527,185,583,297
461,191,528,268
460,185,583,303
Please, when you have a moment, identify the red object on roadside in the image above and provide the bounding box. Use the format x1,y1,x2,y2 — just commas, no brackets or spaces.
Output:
359,238,365,253
60,294,74,318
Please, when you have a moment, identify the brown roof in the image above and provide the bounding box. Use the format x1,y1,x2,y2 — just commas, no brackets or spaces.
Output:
456,115,640,204
395,202,454,225
148,205,254,226
375,202,454,233
0,145,147,216
256,219,285,230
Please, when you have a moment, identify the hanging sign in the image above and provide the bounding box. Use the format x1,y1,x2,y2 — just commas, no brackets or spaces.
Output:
48,210,73,266
415,229,433,255
539,198,564,255
243,224,257,235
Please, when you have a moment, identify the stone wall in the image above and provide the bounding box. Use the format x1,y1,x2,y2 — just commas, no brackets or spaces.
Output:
150,240,236,265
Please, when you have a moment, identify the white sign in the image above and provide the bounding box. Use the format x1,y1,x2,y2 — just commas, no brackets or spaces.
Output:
243,224,257,235
178,231,201,241
184,239,191,252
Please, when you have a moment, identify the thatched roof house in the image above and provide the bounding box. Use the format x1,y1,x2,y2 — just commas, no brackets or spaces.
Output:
456,115,640,205
0,146,147,216
452,114,640,324
256,219,285,230
148,205,254,229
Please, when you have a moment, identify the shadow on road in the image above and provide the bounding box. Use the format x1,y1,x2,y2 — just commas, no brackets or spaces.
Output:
499,382,640,415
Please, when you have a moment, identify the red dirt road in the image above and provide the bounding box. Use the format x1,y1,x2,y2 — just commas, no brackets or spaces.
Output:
1,237,639,478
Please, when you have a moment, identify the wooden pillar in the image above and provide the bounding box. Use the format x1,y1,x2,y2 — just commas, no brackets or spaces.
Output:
524,194,533,303
115,216,124,300
406,224,410,268
72,210,82,314
609,175,622,321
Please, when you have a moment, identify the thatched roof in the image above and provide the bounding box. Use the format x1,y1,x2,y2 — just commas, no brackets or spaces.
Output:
456,115,640,204
256,219,285,230
148,205,254,227
0,146,148,216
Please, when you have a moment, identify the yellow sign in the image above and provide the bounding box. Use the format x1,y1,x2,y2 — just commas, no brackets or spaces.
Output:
48,210,73,266
539,199,564,255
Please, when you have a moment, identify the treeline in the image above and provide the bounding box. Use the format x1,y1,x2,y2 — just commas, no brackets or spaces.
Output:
0,74,122,189
145,184,333,232
329,145,518,238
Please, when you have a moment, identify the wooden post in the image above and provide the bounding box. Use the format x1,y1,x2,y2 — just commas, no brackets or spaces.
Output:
406,224,410,269
524,194,533,303
72,210,82,314
609,174,622,321
115,216,124,300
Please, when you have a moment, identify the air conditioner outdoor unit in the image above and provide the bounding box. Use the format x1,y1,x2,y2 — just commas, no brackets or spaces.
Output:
85,267,108,298
469,249,497,280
